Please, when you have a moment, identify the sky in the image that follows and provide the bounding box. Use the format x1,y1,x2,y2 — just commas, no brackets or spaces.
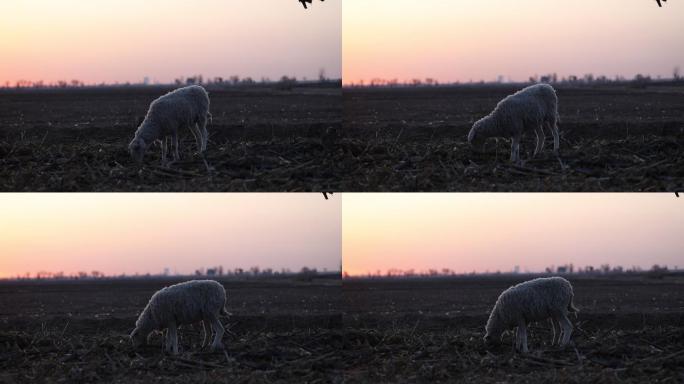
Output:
0,0,341,85
343,0,684,85
343,193,684,276
0,193,340,278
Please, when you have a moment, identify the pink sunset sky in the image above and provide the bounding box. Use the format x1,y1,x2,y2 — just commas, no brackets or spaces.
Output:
343,194,684,276
343,0,684,84
0,0,341,85
0,194,341,278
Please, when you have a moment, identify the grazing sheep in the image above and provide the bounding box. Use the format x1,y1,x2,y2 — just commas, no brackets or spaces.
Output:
468,83,560,164
130,280,228,355
484,276,578,353
128,85,211,166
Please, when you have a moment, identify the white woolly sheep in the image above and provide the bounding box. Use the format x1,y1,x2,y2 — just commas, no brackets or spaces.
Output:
484,276,578,353
130,280,228,355
128,85,211,166
468,83,560,164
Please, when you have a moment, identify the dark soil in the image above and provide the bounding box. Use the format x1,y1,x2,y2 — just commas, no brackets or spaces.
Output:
0,277,342,383
342,275,684,383
0,85,341,191
339,85,684,191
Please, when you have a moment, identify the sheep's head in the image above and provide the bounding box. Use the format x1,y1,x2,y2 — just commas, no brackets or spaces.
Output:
130,309,155,348
484,310,504,347
129,327,148,348
128,137,147,164
130,321,157,348
483,329,503,347
468,120,487,152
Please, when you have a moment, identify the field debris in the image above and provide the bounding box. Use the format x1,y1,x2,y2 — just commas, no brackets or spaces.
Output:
0,86,340,192
342,275,684,382
0,278,342,383
342,85,684,191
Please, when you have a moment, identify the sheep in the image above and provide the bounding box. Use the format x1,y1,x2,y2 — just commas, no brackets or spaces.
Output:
128,85,211,166
130,280,228,355
484,276,579,353
468,83,560,164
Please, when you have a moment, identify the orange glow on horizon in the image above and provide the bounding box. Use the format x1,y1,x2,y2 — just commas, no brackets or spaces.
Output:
0,193,341,278
0,0,341,85
342,193,684,276
343,1,684,85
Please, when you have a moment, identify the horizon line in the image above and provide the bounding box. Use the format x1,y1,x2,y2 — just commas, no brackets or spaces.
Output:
1,266,342,280
342,72,682,87
343,264,679,278
2,76,343,89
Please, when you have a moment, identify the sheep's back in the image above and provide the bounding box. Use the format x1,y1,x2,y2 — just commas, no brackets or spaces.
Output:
498,277,572,324
523,84,558,121
488,92,544,135
149,86,208,120
150,280,226,327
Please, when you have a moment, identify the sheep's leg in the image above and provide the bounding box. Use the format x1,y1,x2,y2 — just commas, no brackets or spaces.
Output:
510,135,521,164
510,137,517,163
193,120,212,173
172,323,180,355
550,317,561,346
161,137,171,167
160,138,166,166
165,323,179,355
514,327,522,351
516,320,529,353
533,125,545,158
198,115,208,153
189,124,201,153
201,320,210,349
208,314,225,351
520,324,529,353
549,122,560,155
558,313,573,347
172,133,180,162
166,135,173,163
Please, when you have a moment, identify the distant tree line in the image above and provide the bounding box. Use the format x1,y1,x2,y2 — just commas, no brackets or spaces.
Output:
344,264,679,279
345,67,683,89
3,265,337,282
1,69,340,90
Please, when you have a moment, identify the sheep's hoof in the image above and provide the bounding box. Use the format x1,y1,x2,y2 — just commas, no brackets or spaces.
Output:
210,343,225,352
